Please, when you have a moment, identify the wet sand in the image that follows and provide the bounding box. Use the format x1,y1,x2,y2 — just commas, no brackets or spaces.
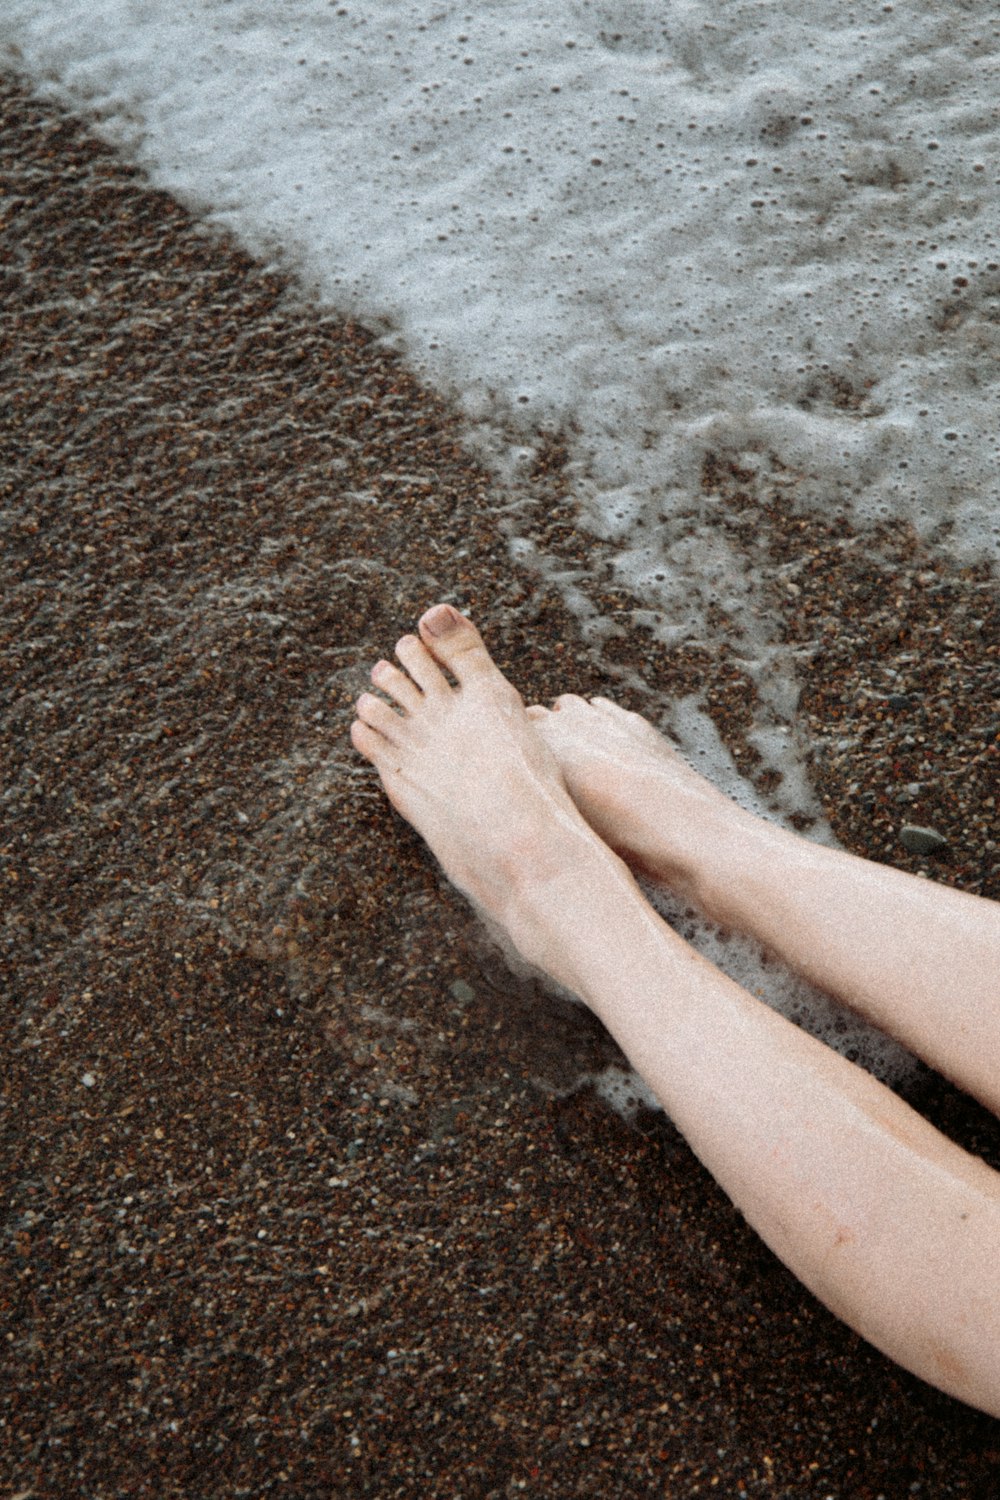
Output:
2,74,1000,1498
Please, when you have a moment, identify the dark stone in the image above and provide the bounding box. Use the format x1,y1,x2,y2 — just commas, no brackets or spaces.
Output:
900,824,950,855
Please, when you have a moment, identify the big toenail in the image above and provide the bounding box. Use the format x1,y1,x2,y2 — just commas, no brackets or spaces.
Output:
424,604,462,637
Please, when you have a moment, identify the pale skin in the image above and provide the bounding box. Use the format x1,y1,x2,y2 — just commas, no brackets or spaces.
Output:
351,603,1000,1419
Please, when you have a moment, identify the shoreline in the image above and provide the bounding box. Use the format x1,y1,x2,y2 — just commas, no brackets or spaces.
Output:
2,73,999,1498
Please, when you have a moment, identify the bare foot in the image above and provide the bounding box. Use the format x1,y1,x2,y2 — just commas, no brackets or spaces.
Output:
526,695,748,904
351,606,625,974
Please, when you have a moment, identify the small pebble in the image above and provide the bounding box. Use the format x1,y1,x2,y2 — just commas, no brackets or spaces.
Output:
899,824,950,855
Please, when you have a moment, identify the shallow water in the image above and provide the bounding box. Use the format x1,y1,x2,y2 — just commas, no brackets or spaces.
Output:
4,0,997,796
3,2,995,1088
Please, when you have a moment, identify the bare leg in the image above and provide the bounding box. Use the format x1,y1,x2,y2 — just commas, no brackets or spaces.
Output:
353,607,1000,1416
529,695,1000,1118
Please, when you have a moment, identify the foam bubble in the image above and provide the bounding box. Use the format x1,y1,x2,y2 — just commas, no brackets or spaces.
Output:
589,1064,661,1122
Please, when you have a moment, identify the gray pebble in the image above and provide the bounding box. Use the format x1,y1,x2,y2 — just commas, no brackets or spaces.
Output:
449,979,476,1005
900,824,949,855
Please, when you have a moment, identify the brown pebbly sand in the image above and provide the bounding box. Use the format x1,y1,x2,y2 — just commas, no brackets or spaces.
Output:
2,72,999,1499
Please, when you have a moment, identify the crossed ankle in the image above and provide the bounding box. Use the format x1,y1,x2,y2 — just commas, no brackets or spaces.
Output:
679,807,805,932
624,787,782,923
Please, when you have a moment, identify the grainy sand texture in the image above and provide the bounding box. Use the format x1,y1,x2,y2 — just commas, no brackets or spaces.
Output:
2,76,999,1498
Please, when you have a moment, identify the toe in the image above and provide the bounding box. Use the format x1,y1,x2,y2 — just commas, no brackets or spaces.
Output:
356,691,405,741
417,604,498,684
525,704,549,721
371,657,422,711
394,634,448,695
351,717,389,764
552,693,588,712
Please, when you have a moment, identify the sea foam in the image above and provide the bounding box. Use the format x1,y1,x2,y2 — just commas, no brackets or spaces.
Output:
4,0,996,559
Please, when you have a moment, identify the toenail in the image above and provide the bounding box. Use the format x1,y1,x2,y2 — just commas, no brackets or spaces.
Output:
423,603,462,637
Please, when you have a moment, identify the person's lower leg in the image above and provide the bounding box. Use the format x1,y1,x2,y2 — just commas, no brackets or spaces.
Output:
531,696,1000,1116
353,610,1000,1416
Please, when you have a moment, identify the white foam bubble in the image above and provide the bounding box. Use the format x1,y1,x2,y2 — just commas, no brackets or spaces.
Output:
589,1064,661,1123
668,695,832,834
